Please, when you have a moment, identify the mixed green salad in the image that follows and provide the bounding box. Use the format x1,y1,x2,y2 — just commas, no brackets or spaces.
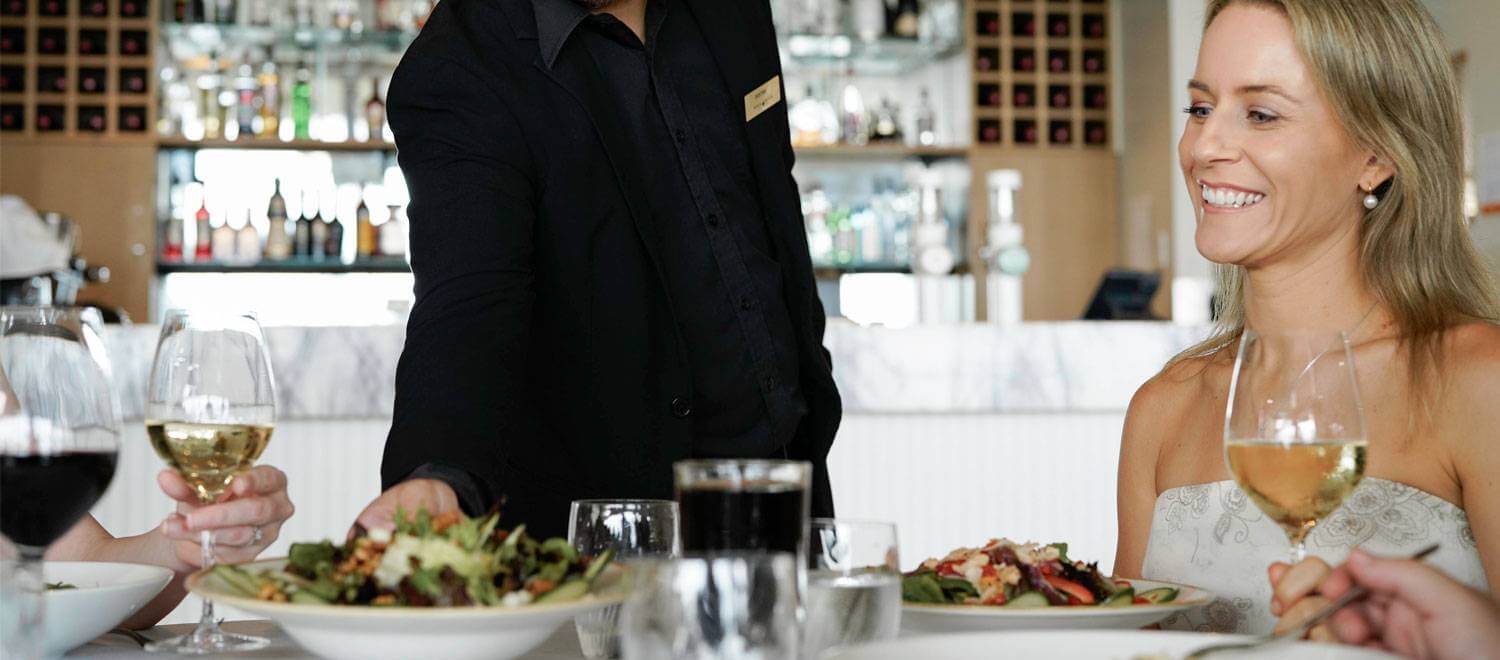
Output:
902,539,1179,608
211,509,613,607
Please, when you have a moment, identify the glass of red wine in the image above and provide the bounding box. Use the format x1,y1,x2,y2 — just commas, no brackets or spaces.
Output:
0,306,121,660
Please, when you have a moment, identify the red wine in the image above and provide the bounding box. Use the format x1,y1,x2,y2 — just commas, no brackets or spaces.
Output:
678,482,806,554
1,452,117,550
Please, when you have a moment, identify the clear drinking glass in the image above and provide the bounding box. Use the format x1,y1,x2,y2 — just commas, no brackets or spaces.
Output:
803,519,901,658
619,553,801,660
569,499,680,659
673,460,811,559
0,306,122,660
144,310,276,654
1224,330,1368,563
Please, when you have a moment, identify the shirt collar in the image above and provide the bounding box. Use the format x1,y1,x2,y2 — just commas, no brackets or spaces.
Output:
532,0,591,69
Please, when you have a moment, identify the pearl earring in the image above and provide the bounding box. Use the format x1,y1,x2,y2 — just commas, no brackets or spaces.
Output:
1363,192,1379,209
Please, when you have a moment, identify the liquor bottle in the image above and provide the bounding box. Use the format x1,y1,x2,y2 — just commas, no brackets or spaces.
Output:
212,213,237,263
236,209,261,263
887,0,919,39
294,190,314,257
235,61,259,139
365,76,385,142
324,208,345,262
163,212,186,262
838,71,867,146
869,97,902,143
292,59,313,140
355,195,375,259
264,179,293,260
381,205,405,258
198,53,223,139
310,197,329,260
789,84,837,148
914,87,936,146
257,57,280,138
194,192,213,261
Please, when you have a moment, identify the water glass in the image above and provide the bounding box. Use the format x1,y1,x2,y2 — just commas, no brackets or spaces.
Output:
803,520,901,658
619,553,801,660
673,460,811,559
569,499,679,659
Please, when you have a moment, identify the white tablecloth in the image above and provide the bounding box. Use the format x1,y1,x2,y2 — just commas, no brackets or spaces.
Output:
69,620,588,659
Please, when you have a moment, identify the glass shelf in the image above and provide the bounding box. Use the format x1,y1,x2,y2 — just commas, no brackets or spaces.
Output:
161,23,417,59
794,144,967,161
157,137,396,152
157,259,410,274
779,33,965,76
811,261,969,277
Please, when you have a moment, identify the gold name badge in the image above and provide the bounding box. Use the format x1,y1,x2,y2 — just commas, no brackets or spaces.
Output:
744,75,782,122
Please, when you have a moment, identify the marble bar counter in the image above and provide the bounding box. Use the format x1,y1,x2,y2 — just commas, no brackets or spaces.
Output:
101,320,1211,420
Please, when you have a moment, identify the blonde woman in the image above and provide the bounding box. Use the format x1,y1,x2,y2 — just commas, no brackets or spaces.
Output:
1113,0,1500,636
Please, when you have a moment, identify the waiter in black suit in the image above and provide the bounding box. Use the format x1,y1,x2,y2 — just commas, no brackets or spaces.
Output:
354,0,842,540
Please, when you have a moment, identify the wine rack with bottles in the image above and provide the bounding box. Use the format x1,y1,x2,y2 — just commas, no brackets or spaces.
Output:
971,0,1110,148
0,0,156,138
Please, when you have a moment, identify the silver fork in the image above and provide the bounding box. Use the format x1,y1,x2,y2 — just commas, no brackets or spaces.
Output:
1183,543,1439,660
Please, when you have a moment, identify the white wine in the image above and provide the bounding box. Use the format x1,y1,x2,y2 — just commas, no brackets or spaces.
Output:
1226,439,1366,543
146,421,274,502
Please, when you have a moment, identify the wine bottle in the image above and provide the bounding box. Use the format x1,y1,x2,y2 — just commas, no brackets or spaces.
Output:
355,196,375,259
294,190,314,258
235,209,261,263
365,76,386,142
324,208,344,262
264,179,292,260
194,192,213,261
212,214,237,263
292,59,312,140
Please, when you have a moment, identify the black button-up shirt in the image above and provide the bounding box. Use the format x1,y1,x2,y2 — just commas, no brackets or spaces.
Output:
535,0,806,453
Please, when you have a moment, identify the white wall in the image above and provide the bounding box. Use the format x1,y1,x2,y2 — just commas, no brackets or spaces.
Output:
1423,0,1500,272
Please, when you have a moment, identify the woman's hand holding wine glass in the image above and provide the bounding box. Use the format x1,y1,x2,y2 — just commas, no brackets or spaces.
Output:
156,464,293,567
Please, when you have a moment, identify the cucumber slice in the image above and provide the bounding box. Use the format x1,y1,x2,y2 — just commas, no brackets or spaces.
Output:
1137,587,1179,604
1002,591,1051,609
583,546,615,582
1101,587,1135,608
534,578,589,604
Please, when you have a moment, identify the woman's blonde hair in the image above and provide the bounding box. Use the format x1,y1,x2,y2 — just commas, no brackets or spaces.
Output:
1173,0,1500,397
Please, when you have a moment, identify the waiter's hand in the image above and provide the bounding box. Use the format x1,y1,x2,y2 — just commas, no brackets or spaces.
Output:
352,478,461,536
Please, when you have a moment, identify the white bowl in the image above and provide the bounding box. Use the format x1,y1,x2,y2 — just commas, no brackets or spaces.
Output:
901,577,1213,633
826,629,1397,659
188,558,629,660
7,561,174,657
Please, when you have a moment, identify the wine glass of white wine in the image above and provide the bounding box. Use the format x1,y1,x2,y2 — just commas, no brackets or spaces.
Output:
1224,330,1367,564
143,310,275,654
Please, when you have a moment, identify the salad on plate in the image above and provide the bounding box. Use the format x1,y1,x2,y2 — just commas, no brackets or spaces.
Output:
210,508,613,608
902,539,1178,608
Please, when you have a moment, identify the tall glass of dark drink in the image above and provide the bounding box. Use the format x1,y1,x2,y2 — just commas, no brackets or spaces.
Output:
672,459,811,561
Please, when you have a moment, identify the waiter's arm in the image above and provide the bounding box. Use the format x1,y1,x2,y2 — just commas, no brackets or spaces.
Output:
366,49,538,526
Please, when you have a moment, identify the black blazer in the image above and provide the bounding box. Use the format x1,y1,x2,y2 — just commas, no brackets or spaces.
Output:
380,0,841,539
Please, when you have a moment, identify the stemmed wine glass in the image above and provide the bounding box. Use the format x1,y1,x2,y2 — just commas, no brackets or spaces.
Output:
0,306,122,660
1224,330,1368,563
143,310,276,654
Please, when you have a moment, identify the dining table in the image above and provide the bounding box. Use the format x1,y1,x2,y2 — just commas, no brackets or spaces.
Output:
68,619,592,659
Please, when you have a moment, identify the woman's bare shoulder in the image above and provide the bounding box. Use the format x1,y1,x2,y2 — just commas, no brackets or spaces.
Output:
1440,321,1500,418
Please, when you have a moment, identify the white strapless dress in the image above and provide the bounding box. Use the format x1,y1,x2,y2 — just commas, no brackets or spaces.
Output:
1141,477,1489,634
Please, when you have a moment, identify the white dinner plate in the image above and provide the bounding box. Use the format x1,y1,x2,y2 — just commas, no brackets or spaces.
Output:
188,558,628,660
825,629,1397,659
0,561,175,658
902,577,1213,632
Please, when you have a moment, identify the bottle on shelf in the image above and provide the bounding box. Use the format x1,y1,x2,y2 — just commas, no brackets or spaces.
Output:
869,97,902,143
914,87,936,147
887,0,920,39
194,191,213,261
365,76,386,142
198,52,224,139
355,195,376,259
236,209,261,263
292,58,313,141
235,60,259,139
324,204,345,262
212,211,237,263
264,179,293,260
380,204,406,258
257,55,281,138
838,69,867,146
789,83,838,148
294,190,315,258
162,181,186,262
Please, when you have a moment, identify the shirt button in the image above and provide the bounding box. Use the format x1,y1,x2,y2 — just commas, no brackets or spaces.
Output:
740,298,754,311
706,213,721,228
670,397,693,419
674,128,686,143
